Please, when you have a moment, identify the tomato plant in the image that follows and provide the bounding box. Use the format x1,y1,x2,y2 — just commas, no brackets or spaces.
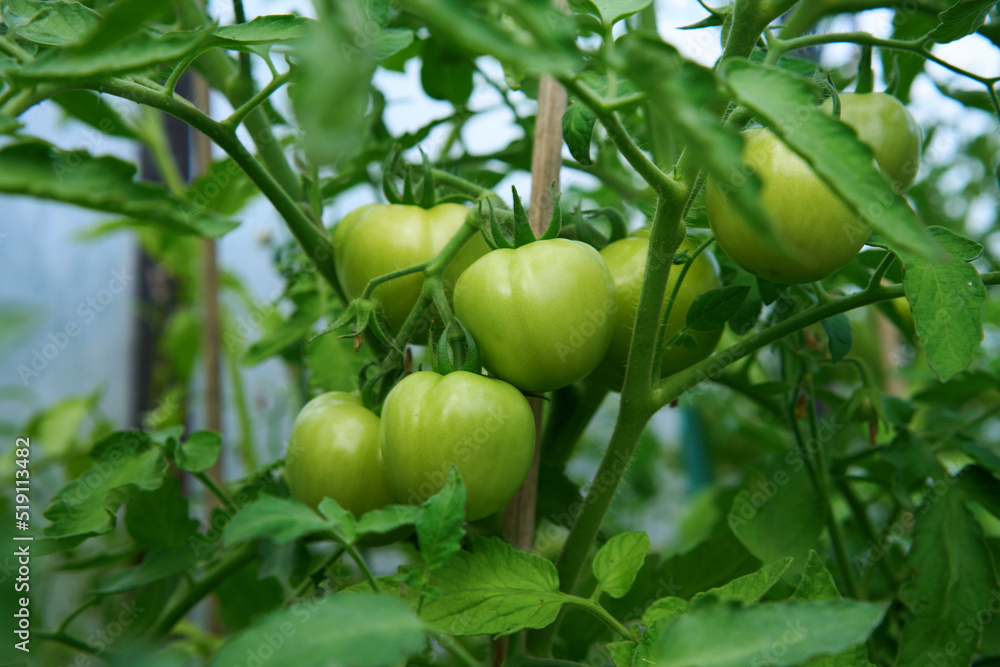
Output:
3,0,999,666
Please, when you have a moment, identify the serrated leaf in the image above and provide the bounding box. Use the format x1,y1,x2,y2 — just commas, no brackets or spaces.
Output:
653,598,889,667
929,0,998,43
1,0,100,47
98,546,198,594
125,477,199,549
14,29,210,81
720,61,938,259
211,594,425,667
897,480,998,667
420,536,569,636
43,436,167,539
357,504,421,537
416,467,466,569
76,0,174,53
174,430,221,473
593,532,650,598
0,141,237,237
868,227,986,381
822,314,853,363
793,551,874,667
212,15,315,46
319,497,358,545
686,286,750,331
223,495,331,547
643,557,792,624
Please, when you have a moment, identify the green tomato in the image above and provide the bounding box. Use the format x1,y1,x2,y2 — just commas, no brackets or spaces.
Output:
333,203,489,330
706,128,871,285
822,92,922,192
380,371,535,520
284,392,397,517
453,239,617,392
590,236,723,391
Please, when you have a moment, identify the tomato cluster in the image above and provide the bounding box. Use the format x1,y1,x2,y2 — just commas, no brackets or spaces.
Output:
286,91,921,529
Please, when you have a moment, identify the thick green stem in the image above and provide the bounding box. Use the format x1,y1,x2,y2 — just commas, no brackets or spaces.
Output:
530,197,685,654
91,79,345,302
651,236,714,377
146,542,257,640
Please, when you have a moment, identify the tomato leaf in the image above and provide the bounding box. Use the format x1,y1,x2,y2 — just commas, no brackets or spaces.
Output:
651,597,887,667
593,531,650,598
212,14,315,46
643,557,792,625
97,545,199,594
686,285,750,331
929,0,998,43
719,60,939,260
0,140,238,237
223,495,331,547
416,467,467,569
420,536,569,636
821,313,853,364
210,594,426,667
75,0,173,53
0,0,100,47
43,434,167,539
173,430,221,473
606,641,637,667
569,0,653,26
318,497,359,545
896,477,998,667
357,505,421,538
793,551,875,667
420,39,475,105
125,477,199,550
868,227,986,381
563,100,597,166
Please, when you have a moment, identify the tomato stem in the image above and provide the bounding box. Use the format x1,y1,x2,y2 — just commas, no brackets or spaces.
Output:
651,236,715,379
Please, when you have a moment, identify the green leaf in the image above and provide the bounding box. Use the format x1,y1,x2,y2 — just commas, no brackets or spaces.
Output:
912,370,1000,405
821,314,853,364
43,435,167,539
686,286,750,331
243,292,320,365
50,90,138,139
372,28,415,61
416,467,467,569
929,0,998,43
24,392,98,459
420,536,568,636
621,35,777,244
125,477,199,549
420,39,474,105
592,532,650,598
212,15,315,46
173,430,221,473
563,100,597,166
897,478,998,667
0,141,238,237
643,557,793,624
793,551,874,667
14,29,210,82
76,0,174,53
319,497,359,545
223,495,331,547
653,598,889,667
187,158,258,215
719,60,938,259
210,594,426,667
868,227,986,381
357,505,421,538
570,0,653,26
306,327,373,393
98,546,198,594
1,0,101,47
607,640,637,667
728,461,824,581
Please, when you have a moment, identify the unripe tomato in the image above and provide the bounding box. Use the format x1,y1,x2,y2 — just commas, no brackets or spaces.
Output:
590,236,723,391
333,203,489,329
706,128,871,284
453,239,617,392
284,392,396,517
380,371,535,520
821,92,922,192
